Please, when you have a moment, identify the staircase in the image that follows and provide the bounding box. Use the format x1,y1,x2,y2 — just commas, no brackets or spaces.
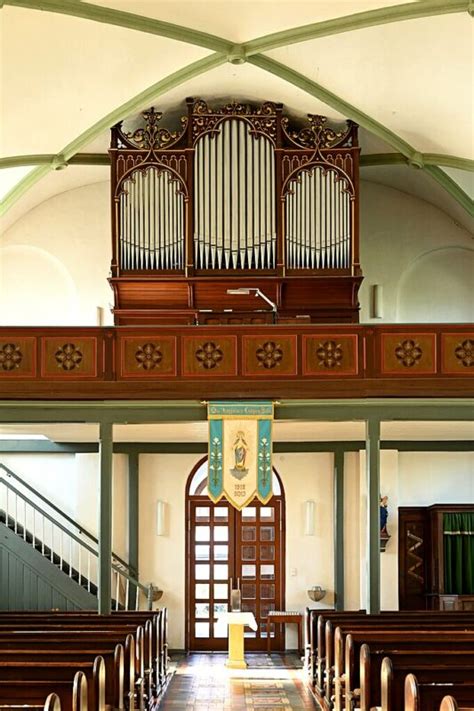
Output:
0,462,157,611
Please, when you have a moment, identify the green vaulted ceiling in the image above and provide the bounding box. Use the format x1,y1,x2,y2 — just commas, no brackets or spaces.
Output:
1,0,473,227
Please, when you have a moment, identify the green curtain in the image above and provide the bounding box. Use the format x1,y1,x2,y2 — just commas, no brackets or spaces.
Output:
444,512,474,595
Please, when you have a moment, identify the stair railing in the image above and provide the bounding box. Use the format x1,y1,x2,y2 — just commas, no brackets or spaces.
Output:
0,464,156,610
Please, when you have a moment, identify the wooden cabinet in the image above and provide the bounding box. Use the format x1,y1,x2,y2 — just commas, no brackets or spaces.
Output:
399,504,474,610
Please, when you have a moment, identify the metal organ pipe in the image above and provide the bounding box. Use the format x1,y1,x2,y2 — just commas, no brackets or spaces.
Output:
285,166,351,270
194,118,276,270
118,167,185,270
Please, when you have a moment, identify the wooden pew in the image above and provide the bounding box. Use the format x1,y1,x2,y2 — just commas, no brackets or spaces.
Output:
403,670,474,711
310,610,474,693
44,694,61,711
0,629,141,709
0,610,168,709
0,610,164,698
341,630,474,711
438,695,473,711
0,657,104,711
0,645,125,710
359,644,474,711
319,615,474,704
0,670,88,711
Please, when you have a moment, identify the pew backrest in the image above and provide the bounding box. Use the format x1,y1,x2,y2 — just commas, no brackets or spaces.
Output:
381,657,394,711
93,656,105,711
439,698,458,711
44,694,61,711
405,673,420,711
73,670,88,711
114,643,125,710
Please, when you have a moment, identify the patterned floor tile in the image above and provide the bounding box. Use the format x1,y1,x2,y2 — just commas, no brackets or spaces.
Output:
159,653,320,710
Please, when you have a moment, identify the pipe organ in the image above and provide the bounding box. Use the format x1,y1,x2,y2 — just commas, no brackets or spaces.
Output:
109,98,362,324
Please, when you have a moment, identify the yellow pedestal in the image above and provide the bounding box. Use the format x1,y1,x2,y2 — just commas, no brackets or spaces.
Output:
225,623,247,669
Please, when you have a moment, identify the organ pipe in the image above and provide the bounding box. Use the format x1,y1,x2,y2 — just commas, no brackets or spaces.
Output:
119,168,185,270
193,118,276,270
285,167,352,270
113,101,358,275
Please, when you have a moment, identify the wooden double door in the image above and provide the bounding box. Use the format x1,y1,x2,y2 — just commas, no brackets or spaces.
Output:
186,496,285,651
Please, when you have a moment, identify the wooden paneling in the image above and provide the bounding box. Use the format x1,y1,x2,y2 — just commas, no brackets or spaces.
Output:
302,333,359,376
242,335,298,377
0,325,472,399
182,335,238,377
0,337,36,379
119,335,177,378
110,275,362,325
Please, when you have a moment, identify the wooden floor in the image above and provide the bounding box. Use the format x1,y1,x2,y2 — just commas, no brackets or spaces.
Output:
160,653,320,710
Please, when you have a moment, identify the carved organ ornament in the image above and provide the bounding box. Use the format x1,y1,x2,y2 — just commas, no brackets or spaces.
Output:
109,98,362,325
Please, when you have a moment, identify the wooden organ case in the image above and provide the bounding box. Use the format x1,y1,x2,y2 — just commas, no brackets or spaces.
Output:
109,98,362,325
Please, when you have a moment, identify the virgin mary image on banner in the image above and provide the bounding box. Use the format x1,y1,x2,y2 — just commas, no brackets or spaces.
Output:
207,401,274,510
231,431,248,480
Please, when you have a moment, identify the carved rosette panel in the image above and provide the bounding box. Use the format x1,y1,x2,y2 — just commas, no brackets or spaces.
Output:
182,336,237,376
135,343,163,370
195,342,224,370
441,334,474,375
41,338,98,378
303,335,358,376
55,343,83,371
0,338,36,378
243,335,297,376
119,336,176,378
381,334,436,375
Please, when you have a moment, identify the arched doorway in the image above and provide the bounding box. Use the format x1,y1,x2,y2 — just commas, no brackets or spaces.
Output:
186,457,286,652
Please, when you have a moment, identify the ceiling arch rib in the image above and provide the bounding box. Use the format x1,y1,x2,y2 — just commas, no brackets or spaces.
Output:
2,0,234,53
4,0,469,55
1,1,472,217
0,53,226,216
243,0,471,54
247,55,473,217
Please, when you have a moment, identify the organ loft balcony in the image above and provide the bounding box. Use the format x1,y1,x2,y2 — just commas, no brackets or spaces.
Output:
108,98,362,326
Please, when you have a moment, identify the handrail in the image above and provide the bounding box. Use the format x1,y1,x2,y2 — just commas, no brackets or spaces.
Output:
0,477,97,555
0,462,131,571
0,472,153,603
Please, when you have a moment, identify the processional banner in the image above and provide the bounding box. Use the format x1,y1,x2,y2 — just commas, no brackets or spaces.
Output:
207,401,273,510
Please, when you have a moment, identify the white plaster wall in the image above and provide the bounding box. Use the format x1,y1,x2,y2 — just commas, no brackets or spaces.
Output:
359,181,473,323
345,450,474,612
344,452,361,610
398,452,474,506
1,179,473,325
0,182,112,326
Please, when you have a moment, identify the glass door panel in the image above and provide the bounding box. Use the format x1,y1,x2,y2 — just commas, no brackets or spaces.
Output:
235,499,283,651
187,493,284,651
188,500,235,650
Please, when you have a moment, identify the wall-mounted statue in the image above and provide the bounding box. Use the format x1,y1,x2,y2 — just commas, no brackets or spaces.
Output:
380,495,391,552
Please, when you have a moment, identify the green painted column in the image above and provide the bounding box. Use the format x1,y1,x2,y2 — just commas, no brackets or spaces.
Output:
334,448,345,611
98,421,113,615
366,418,381,614
128,452,139,608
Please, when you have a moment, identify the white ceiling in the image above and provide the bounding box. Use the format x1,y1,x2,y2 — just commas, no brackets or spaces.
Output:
0,420,472,443
1,1,472,228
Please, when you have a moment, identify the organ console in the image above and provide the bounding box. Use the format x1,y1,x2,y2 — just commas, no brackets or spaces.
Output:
109,98,362,325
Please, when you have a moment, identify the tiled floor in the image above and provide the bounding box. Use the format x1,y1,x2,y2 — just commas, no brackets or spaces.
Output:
159,653,321,710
